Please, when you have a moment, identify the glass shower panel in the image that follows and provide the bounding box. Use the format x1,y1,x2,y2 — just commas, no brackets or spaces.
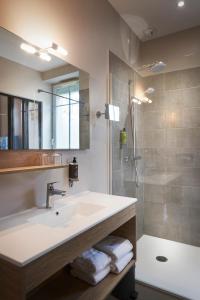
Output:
110,52,144,239
111,74,139,198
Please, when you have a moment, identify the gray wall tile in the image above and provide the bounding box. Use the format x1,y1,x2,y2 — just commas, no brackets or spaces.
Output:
143,66,200,247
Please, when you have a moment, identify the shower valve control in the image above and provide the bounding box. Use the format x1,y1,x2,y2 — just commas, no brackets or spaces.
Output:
124,156,129,163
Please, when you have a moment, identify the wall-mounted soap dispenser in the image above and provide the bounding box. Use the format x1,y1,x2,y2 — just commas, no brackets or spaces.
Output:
69,157,79,187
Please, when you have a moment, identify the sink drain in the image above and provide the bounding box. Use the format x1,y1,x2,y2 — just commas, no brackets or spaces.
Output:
156,256,168,262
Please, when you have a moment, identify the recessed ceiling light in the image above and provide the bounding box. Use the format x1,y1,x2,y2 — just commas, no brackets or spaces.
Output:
20,43,36,54
177,1,185,8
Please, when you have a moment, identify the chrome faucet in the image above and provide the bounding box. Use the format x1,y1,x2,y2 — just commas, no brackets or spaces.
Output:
46,182,66,209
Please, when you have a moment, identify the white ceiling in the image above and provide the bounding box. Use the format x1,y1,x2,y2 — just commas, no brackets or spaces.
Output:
108,0,200,40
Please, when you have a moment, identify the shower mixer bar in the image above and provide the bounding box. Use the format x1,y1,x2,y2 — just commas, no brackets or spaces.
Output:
124,155,142,163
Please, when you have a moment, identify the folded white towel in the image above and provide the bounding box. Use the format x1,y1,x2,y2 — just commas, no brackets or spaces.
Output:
71,265,110,286
71,248,111,273
111,251,133,274
95,235,133,261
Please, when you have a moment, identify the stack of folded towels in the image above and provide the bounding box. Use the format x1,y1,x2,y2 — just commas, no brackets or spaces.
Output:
70,247,111,285
70,236,134,285
95,235,134,274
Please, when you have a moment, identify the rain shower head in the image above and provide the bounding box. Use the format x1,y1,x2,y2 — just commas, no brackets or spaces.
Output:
138,61,166,73
150,61,166,73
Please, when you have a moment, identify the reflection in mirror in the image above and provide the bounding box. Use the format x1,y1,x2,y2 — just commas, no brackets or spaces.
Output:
53,80,80,149
0,27,90,150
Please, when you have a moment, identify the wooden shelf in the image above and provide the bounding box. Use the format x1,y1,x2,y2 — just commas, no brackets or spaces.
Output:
0,164,68,175
29,260,135,300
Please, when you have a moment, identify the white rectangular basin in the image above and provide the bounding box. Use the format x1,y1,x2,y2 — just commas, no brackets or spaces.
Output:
28,202,106,227
0,191,137,266
28,203,77,227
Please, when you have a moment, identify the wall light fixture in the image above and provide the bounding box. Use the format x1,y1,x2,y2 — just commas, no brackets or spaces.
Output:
20,43,37,54
20,42,68,62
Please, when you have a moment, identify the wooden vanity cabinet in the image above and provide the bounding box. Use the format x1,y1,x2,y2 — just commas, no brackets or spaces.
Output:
0,204,136,300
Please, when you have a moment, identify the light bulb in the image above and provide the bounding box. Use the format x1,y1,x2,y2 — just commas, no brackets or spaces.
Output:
132,97,143,104
57,46,68,56
143,97,149,102
177,1,185,8
148,99,152,103
132,98,137,103
20,43,36,54
39,52,52,62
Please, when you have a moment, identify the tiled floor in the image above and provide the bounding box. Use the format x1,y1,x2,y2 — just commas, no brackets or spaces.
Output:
107,283,179,300
135,283,180,300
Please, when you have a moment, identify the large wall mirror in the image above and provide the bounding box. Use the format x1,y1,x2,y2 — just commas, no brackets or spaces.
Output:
0,27,90,150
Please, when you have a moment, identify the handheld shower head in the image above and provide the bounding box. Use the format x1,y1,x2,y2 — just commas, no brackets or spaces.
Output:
144,87,155,95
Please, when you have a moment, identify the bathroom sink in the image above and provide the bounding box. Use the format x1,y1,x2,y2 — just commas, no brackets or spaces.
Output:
28,201,106,227
0,191,136,266
28,203,76,227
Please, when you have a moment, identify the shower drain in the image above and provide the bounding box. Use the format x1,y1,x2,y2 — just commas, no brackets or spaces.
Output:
156,256,168,262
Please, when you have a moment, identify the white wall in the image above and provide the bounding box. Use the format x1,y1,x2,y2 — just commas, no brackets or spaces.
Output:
0,0,140,217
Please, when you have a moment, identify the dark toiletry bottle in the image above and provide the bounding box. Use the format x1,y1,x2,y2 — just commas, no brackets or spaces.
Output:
69,157,78,179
